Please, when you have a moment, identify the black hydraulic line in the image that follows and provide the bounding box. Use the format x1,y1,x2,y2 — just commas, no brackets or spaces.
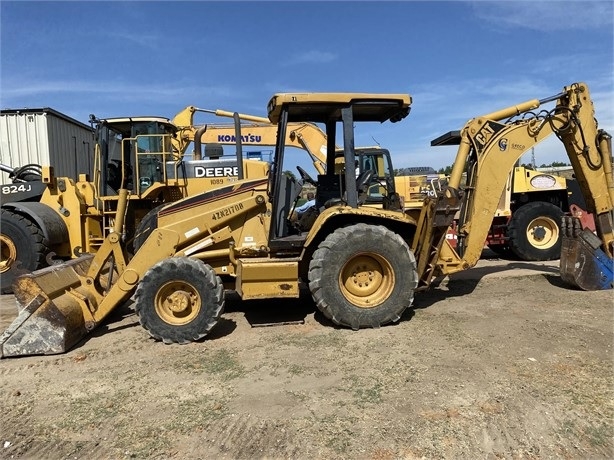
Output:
233,112,244,180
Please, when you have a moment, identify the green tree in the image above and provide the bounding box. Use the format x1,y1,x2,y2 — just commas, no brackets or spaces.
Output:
283,170,296,181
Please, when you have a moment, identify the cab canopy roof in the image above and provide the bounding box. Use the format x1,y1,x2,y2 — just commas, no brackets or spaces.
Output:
100,116,177,135
267,93,412,124
102,116,174,125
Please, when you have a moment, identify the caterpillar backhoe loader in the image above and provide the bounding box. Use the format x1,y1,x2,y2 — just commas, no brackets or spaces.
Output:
1,82,611,358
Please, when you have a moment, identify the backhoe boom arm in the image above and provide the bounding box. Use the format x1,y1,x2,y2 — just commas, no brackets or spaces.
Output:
440,83,613,288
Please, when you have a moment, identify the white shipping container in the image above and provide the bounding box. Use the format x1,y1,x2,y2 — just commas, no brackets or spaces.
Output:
0,108,94,185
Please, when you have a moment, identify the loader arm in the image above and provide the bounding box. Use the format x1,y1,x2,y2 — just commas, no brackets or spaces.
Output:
436,83,613,288
1,179,268,357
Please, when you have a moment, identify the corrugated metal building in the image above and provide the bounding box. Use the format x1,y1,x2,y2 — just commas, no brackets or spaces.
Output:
0,108,94,185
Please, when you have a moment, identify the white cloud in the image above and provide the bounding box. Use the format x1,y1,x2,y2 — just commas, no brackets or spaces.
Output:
469,1,613,31
106,32,161,49
0,78,237,102
283,50,337,66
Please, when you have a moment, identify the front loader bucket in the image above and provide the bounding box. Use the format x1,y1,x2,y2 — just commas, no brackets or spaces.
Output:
560,217,613,291
0,254,96,358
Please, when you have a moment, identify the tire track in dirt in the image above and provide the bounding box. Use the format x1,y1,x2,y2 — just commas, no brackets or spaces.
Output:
0,332,149,376
2,437,115,460
177,414,305,459
1,395,117,459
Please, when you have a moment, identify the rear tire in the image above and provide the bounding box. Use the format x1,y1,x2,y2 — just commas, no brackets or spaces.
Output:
308,224,418,330
0,209,49,294
507,202,563,261
134,257,224,344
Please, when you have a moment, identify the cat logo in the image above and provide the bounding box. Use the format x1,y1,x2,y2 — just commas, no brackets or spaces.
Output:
474,121,506,154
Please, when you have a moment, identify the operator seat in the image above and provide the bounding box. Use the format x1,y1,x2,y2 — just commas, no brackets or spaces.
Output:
323,169,376,208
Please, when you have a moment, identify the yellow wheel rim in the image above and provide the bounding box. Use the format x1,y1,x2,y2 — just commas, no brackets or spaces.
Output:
155,281,201,326
339,253,394,308
0,234,17,274
526,216,559,249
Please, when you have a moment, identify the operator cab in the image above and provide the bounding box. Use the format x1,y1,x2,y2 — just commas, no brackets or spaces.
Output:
266,93,411,251
353,147,396,205
92,115,177,196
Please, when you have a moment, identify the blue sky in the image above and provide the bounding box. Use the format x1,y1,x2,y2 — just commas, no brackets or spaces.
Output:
1,0,613,172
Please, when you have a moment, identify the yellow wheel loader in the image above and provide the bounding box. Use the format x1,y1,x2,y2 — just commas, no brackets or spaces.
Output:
1,82,611,358
0,113,272,294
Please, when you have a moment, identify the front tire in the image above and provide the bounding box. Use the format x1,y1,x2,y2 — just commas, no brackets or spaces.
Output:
134,257,224,344
0,209,49,294
133,204,166,253
507,201,563,261
308,224,418,330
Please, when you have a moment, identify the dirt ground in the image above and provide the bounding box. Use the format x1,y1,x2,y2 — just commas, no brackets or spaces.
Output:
0,251,612,460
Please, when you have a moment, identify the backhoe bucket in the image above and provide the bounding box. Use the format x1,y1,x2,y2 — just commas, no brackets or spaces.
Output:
0,254,96,358
560,217,613,291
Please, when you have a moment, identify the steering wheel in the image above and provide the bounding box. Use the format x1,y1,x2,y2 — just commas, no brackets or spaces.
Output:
296,166,316,185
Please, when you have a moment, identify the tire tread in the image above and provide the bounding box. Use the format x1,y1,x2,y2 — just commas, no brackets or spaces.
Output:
1,209,50,294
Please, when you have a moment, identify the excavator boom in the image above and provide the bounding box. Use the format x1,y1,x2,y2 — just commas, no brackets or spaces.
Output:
171,106,332,174
431,82,613,289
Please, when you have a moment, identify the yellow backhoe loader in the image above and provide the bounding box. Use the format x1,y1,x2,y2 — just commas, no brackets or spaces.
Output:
1,82,611,358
